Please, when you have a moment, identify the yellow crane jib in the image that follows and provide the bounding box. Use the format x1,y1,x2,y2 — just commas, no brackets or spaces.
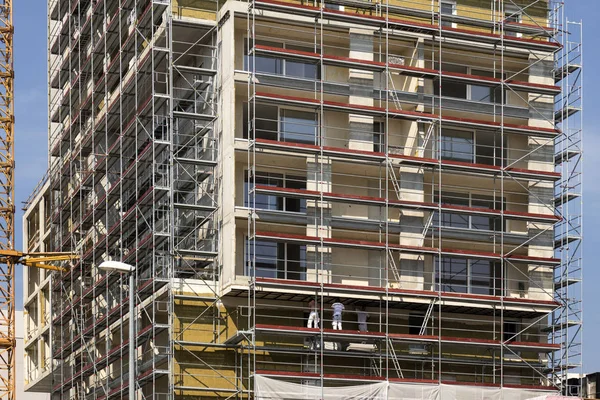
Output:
0,250,78,272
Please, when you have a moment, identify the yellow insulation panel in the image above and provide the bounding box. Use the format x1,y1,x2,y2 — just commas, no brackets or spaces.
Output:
274,0,550,38
173,0,221,21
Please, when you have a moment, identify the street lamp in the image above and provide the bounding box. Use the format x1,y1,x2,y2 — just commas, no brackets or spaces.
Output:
98,261,136,400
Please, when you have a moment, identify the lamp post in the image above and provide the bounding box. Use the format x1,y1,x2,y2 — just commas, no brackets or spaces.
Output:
98,261,136,400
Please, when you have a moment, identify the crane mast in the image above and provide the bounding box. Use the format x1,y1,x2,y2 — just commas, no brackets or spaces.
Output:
0,0,14,398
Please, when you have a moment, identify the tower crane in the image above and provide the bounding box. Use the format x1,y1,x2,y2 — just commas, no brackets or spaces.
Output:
0,1,78,398
0,0,16,397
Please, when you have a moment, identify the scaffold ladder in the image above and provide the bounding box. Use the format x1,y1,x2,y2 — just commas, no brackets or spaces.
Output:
422,212,435,237
388,338,404,379
420,300,435,335
387,249,402,284
370,358,381,376
420,121,436,154
387,159,401,200
388,71,403,110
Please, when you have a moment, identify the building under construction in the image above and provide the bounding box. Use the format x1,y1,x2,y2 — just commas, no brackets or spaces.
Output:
22,0,583,398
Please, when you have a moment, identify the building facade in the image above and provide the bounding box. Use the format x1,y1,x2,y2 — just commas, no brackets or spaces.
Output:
23,182,53,393
17,309,51,399
23,0,583,398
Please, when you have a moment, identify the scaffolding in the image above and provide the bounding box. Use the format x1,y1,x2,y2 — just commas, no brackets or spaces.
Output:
31,0,583,398
244,0,582,397
46,0,220,398
551,9,583,397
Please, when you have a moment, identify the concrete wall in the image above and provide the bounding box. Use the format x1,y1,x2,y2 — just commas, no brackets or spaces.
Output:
22,184,54,393
17,311,51,399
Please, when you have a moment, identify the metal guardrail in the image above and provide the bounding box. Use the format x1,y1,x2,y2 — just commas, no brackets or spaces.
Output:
22,170,49,211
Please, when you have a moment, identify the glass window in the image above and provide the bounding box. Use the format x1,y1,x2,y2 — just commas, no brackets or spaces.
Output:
471,69,505,104
438,128,507,166
285,175,307,212
243,104,278,141
244,172,307,212
434,63,468,99
285,242,307,280
470,196,495,230
243,104,318,145
434,65,506,104
246,239,306,280
244,172,283,211
438,257,468,293
475,130,507,166
254,54,282,75
441,129,473,162
470,259,500,295
472,194,504,231
286,44,319,79
324,3,342,10
244,40,318,80
436,257,501,295
244,40,283,75
442,79,468,99
373,121,384,153
503,321,518,342
440,1,456,27
436,192,470,229
435,191,504,232
280,109,318,144
470,83,493,103
248,240,278,278
504,10,522,37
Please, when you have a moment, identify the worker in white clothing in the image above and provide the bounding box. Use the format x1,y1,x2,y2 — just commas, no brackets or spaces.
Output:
356,306,368,332
331,298,345,330
307,299,319,328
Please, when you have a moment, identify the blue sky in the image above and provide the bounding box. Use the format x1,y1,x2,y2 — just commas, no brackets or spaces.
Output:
14,2,51,311
13,1,600,372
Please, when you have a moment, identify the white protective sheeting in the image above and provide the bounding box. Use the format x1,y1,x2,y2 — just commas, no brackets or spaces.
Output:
387,382,439,399
439,384,557,400
254,375,387,399
526,397,578,400
501,387,563,400
439,383,501,400
254,376,570,400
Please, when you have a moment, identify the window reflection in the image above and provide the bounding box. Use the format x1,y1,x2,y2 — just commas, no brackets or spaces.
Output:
243,104,318,145
246,239,307,280
434,191,504,232
244,40,319,79
244,172,307,213
435,257,501,295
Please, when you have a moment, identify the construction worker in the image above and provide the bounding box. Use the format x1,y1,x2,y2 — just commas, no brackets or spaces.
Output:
307,298,319,328
356,306,368,332
331,298,345,330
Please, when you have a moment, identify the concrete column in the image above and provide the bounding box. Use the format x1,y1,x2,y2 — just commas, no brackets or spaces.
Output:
414,38,426,111
306,156,332,284
414,39,427,157
526,223,554,301
392,39,427,289
217,7,237,287
366,182,385,287
526,182,554,300
38,197,45,241
526,53,555,300
405,120,427,158
396,163,425,290
348,29,374,151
